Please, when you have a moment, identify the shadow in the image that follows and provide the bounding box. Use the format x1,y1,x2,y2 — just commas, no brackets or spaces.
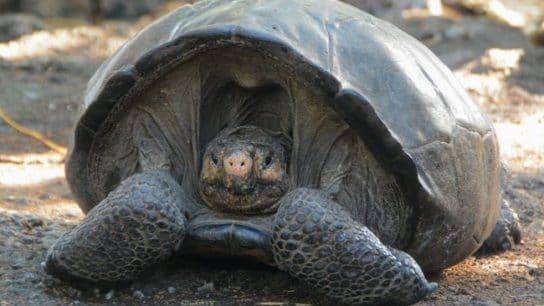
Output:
505,171,544,227
39,254,335,306
423,237,544,303
391,15,530,69
508,47,544,95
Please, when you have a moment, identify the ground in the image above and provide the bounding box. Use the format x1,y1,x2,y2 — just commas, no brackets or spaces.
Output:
0,3,543,306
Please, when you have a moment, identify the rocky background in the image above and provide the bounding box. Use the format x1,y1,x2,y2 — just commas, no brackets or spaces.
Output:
1,0,543,305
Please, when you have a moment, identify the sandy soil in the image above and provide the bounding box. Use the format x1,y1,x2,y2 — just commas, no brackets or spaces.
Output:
0,3,543,306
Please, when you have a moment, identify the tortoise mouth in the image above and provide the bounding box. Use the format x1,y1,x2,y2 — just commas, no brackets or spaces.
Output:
199,181,286,215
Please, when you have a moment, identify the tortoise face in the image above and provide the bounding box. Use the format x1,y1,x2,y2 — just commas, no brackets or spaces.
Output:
199,126,290,215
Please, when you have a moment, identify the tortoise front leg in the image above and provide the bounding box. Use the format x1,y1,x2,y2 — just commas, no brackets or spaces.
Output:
45,170,188,283
272,188,436,305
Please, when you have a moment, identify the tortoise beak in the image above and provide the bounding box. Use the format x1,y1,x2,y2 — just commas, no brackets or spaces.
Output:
224,174,256,195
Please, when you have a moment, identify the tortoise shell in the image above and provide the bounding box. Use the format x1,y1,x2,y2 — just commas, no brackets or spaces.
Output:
67,0,501,272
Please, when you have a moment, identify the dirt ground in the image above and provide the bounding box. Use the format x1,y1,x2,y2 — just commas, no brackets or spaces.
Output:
0,2,543,306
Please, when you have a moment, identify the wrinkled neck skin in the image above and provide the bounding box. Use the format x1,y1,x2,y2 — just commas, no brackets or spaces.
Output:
198,125,292,215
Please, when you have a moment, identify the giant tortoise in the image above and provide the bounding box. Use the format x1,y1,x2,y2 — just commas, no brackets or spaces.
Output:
45,0,520,304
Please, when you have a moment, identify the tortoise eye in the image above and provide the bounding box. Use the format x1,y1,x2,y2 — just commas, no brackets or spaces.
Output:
263,156,273,169
211,155,219,166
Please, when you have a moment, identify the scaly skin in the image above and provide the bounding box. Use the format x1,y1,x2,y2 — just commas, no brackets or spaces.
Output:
45,170,188,283
272,188,437,305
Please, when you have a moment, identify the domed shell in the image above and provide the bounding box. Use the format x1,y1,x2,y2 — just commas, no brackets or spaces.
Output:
67,0,501,272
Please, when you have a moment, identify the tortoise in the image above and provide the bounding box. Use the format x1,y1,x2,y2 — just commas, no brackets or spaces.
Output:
44,0,521,304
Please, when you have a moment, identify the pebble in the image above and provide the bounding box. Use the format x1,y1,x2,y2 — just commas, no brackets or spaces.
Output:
167,286,176,294
38,193,52,200
3,196,34,205
197,281,214,293
11,263,22,270
456,287,470,295
105,290,114,300
470,298,500,306
21,237,36,245
23,272,39,283
132,290,145,299
26,218,46,229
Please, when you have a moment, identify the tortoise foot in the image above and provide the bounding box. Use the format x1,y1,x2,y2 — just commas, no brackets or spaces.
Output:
272,188,436,305
477,198,521,255
45,171,187,283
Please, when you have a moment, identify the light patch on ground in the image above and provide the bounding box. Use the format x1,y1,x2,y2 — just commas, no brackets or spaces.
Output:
455,48,525,101
0,152,65,164
495,113,544,172
0,203,82,223
0,24,129,61
454,47,544,173
450,0,544,32
0,163,64,187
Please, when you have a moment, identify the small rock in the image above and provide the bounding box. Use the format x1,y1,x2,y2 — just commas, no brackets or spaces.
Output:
39,193,52,200
470,298,500,306
21,217,45,230
456,287,470,295
197,281,214,293
523,272,535,282
0,228,14,236
132,290,145,299
61,286,82,299
21,237,36,244
11,263,22,270
105,289,115,300
3,196,34,205
23,271,38,280
495,277,510,283
11,241,23,248
167,286,176,294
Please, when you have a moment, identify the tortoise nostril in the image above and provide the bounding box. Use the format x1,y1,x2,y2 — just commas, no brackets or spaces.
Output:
224,151,253,177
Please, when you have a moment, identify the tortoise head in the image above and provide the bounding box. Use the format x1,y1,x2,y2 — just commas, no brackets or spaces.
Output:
199,126,291,215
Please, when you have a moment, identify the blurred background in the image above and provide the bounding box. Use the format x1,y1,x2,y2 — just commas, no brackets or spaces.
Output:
1,0,543,305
